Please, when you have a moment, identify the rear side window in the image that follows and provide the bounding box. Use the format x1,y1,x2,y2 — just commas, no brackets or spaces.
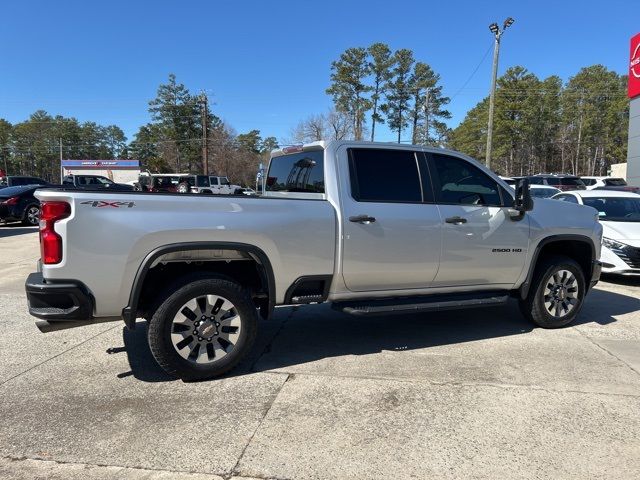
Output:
196,175,210,187
605,178,627,186
348,149,423,203
431,154,502,206
266,150,324,193
528,177,544,185
582,178,596,186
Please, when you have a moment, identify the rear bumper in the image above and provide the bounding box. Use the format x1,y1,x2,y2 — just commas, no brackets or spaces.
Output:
25,272,94,329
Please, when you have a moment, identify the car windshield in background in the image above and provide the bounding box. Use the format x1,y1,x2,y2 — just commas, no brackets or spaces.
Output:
583,197,640,222
605,178,627,186
266,150,324,193
0,185,37,197
531,188,560,198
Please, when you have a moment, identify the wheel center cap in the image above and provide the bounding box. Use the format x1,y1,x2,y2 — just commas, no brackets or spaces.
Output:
197,320,218,338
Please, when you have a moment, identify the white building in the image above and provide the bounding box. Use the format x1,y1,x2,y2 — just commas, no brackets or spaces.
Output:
61,160,140,184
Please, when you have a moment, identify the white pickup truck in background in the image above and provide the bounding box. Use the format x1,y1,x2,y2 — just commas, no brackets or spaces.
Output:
26,141,603,380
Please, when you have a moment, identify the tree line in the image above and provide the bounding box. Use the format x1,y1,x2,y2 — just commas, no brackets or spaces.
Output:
291,43,451,145
0,74,278,185
450,64,628,176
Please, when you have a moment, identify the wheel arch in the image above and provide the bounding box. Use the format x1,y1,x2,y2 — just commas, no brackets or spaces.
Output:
122,242,276,328
519,234,596,299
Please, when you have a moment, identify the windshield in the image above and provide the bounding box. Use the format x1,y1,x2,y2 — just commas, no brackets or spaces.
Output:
531,187,560,198
583,197,640,222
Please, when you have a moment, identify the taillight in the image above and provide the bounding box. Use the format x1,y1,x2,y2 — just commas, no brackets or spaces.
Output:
39,201,71,265
1,196,19,206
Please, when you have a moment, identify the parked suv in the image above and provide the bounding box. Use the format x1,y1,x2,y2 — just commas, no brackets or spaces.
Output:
580,176,639,193
138,173,190,193
209,176,242,195
176,175,213,194
527,174,586,191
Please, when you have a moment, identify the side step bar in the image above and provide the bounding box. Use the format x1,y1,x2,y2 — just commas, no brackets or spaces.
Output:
332,291,510,317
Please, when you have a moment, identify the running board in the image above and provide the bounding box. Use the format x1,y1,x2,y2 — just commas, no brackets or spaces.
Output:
332,291,510,316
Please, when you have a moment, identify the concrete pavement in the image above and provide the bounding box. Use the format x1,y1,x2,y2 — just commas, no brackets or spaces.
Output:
1,225,639,479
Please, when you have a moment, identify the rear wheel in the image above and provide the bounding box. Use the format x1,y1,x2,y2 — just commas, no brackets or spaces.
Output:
177,182,189,193
519,255,585,328
22,204,40,226
148,276,258,380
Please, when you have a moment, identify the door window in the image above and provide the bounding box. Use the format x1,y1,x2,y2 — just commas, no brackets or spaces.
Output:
348,149,424,203
430,154,502,206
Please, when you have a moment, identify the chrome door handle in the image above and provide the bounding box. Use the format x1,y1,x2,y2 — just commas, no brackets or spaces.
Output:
445,216,467,224
349,214,376,224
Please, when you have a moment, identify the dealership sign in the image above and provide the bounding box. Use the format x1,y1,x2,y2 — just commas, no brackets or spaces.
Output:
61,159,140,169
629,32,640,98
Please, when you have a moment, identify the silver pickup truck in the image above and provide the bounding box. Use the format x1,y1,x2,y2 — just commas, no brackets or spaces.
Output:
25,141,603,380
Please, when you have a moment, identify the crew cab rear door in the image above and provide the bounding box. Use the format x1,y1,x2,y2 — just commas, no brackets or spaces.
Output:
426,152,529,287
340,147,441,292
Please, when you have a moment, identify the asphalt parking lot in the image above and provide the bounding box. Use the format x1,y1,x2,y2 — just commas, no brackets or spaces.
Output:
0,224,639,479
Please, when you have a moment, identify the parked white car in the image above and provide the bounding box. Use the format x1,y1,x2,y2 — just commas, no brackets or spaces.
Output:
553,190,640,275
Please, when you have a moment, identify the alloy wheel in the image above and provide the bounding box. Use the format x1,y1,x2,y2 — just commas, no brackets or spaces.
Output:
543,269,579,318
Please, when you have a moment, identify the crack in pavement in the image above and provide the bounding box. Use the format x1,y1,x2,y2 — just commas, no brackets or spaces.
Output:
0,325,120,388
574,327,640,377
229,373,294,479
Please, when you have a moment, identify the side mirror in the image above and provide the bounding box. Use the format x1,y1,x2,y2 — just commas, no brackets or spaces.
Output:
514,178,534,212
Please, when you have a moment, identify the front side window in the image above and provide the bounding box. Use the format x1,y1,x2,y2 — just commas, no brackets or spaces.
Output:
266,150,324,193
348,149,423,203
431,154,502,206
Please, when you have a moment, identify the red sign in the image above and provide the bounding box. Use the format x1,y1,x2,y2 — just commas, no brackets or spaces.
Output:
629,32,640,98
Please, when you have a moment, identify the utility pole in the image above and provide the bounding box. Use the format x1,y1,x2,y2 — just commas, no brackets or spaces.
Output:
200,92,209,175
59,138,63,183
485,17,514,170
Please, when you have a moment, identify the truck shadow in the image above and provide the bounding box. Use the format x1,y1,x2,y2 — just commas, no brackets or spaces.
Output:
0,224,37,238
119,287,638,383
601,274,640,287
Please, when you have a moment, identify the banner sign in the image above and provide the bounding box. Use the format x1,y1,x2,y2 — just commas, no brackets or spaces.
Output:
61,160,140,169
629,32,640,98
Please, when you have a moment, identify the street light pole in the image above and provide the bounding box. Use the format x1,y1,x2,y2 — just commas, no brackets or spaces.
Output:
485,17,514,171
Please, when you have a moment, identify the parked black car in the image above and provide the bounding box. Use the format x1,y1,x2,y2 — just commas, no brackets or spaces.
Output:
0,176,49,190
0,185,41,226
62,174,134,191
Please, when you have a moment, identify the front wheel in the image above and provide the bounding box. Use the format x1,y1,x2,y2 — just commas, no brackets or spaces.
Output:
519,255,586,328
148,276,258,380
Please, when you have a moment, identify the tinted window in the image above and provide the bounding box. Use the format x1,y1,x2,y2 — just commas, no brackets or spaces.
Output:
349,149,423,203
210,177,219,185
432,154,502,206
582,178,596,186
583,197,640,222
556,194,578,204
548,177,584,186
196,175,210,187
528,177,544,185
266,150,324,193
605,178,627,187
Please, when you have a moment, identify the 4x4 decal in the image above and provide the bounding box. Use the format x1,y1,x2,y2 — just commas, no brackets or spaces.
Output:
80,200,135,208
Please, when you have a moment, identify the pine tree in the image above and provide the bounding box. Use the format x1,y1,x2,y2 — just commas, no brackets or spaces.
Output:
367,43,394,141
381,49,414,143
326,48,372,140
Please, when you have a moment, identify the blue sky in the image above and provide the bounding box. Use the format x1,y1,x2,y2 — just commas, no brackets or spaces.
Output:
0,0,637,144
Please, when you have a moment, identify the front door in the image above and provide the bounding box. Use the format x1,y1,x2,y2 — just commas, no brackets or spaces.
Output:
341,147,442,292
427,153,529,287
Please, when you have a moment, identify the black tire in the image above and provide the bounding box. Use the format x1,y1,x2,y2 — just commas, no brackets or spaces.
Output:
519,254,586,328
148,275,258,381
22,204,40,226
